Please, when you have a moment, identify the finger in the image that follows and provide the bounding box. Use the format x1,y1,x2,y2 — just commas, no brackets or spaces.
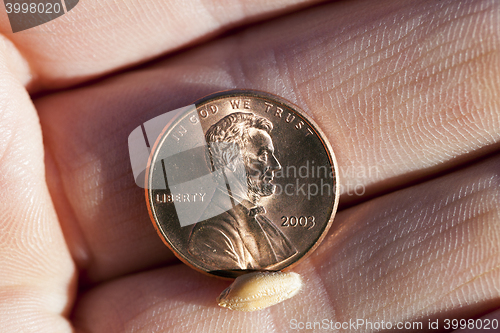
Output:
71,152,500,332
0,0,325,91
0,37,74,331
304,154,500,329
36,0,500,283
72,265,231,333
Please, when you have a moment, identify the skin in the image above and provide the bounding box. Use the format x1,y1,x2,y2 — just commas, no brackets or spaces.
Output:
0,0,499,332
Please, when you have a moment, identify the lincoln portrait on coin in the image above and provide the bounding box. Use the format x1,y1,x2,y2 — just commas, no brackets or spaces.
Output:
187,112,297,271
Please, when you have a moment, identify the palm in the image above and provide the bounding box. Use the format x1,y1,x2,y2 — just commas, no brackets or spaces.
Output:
0,0,499,332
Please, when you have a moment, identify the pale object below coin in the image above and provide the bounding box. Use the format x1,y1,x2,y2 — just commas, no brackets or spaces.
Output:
217,271,303,311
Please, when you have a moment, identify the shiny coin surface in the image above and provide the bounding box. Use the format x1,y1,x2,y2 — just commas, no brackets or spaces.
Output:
145,90,339,278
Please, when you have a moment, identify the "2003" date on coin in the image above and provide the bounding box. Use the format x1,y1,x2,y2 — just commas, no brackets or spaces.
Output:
281,216,316,229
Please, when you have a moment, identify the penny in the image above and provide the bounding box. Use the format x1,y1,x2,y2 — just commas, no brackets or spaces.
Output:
145,90,339,278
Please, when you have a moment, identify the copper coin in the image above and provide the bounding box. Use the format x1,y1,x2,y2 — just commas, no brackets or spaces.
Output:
145,90,339,278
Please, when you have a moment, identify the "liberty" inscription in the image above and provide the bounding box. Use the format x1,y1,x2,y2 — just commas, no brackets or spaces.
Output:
156,192,206,203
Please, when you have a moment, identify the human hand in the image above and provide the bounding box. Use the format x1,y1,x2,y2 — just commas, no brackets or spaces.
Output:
0,0,499,332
